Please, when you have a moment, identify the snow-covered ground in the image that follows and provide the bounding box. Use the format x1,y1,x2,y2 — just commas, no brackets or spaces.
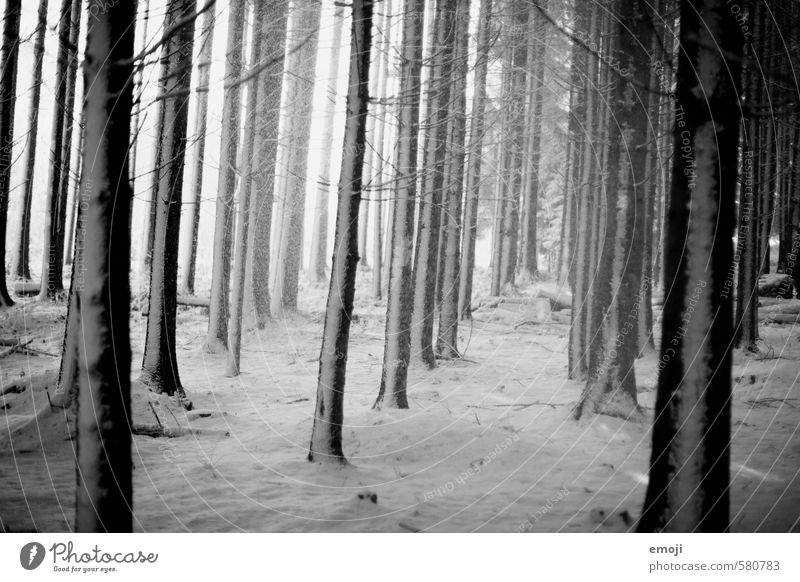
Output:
1,282,799,532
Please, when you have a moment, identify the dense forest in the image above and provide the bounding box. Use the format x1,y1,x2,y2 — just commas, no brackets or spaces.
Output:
0,0,799,533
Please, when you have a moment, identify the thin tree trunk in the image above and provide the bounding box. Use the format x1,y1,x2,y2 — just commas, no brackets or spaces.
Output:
178,2,214,296
436,0,469,359
309,5,346,286
74,0,136,532
519,0,547,282
0,0,20,307
409,0,457,369
11,0,47,282
308,0,373,462
37,0,74,301
226,2,266,377
458,0,493,321
638,0,741,533
204,0,246,352
140,0,196,403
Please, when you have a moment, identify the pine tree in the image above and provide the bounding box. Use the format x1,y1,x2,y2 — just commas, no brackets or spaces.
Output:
140,0,196,403
638,0,742,533
74,0,136,532
309,0,373,462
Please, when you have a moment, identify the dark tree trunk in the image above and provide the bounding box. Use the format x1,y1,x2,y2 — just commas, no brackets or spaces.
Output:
11,0,47,282
574,0,650,420
436,0,470,359
74,0,136,532
38,0,76,301
243,1,289,330
309,0,373,462
0,0,20,308
140,0,196,402
373,0,424,410
638,0,742,533
734,2,762,352
409,0,457,369
457,0,493,321
178,2,214,296
204,0,246,352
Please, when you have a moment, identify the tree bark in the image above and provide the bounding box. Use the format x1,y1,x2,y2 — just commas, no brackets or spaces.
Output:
74,0,136,532
226,2,267,377
458,0,493,321
178,2,214,296
638,0,742,533
309,0,373,462
11,0,47,282
243,1,289,330
140,0,196,403
271,0,323,314
0,0,20,308
409,0,457,369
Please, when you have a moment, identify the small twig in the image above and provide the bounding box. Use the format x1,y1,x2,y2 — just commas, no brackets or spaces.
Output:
148,401,163,428
399,522,421,533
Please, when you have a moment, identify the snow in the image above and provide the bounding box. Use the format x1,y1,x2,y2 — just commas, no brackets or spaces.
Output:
1,286,799,532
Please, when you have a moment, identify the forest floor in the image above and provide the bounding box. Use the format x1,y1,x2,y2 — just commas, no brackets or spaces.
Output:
1,278,799,532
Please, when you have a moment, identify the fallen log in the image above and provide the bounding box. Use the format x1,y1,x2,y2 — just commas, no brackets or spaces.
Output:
141,295,210,316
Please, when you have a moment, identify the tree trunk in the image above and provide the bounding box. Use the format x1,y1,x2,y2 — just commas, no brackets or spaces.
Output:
574,0,650,420
638,0,742,533
178,2,214,296
308,0,373,462
140,0,196,403
243,1,289,330
369,0,394,300
204,0,246,352
374,0,425,409
518,0,548,283
11,0,47,282
435,0,470,359
226,2,267,377
458,0,493,321
409,0,457,369
74,0,136,532
0,0,20,308
271,0,323,314
309,5,346,286
37,0,76,301
734,2,762,352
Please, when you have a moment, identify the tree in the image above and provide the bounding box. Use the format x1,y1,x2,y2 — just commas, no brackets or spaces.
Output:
308,5,346,286
373,0,425,409
204,0,246,352
178,2,215,296
0,0,20,308
638,0,742,533
11,0,47,282
38,0,77,301
409,0,457,369
518,0,548,283
226,2,266,377
458,0,493,321
271,0,323,314
308,0,373,463
435,0,470,359
243,0,289,329
74,0,136,532
573,0,650,419
140,0,196,403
